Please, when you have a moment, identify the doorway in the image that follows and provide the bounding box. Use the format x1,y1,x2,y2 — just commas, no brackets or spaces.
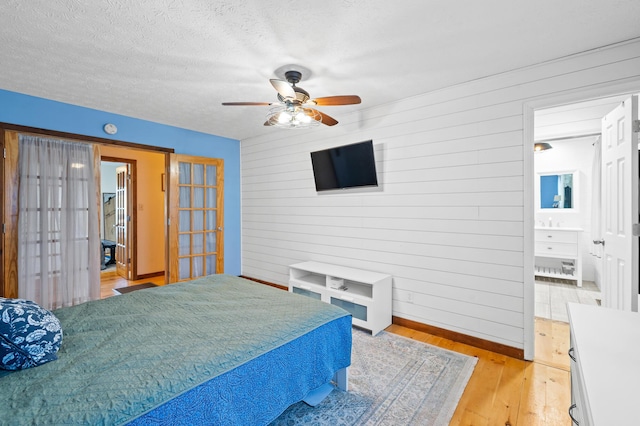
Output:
0,125,227,300
532,94,637,322
100,160,132,277
99,145,167,297
523,88,640,360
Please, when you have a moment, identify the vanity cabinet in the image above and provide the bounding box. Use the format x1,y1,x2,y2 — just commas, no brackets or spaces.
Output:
567,303,640,425
534,227,582,287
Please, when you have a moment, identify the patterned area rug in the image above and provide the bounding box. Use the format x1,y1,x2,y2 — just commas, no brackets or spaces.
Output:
271,328,477,425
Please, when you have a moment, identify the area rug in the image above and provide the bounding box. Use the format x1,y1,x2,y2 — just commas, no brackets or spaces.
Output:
271,328,477,426
113,282,158,295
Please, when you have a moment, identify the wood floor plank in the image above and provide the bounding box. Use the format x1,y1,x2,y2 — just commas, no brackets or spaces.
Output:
534,317,570,371
516,361,571,426
487,356,527,426
451,408,489,426
388,319,570,426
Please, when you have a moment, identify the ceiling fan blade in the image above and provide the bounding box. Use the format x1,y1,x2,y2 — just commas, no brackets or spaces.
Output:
222,102,272,106
312,109,339,126
270,79,296,99
309,95,361,106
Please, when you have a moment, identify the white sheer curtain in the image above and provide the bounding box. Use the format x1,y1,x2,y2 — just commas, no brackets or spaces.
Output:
18,135,100,310
590,136,602,258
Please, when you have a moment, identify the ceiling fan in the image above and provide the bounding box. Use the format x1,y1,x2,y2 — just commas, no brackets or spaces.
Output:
222,70,361,127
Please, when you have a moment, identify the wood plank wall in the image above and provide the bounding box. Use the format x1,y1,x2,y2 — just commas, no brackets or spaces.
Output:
240,39,640,350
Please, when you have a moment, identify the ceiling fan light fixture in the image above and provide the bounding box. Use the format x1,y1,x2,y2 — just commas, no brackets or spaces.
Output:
225,68,357,128
277,111,291,124
267,106,321,129
296,111,311,123
534,142,553,152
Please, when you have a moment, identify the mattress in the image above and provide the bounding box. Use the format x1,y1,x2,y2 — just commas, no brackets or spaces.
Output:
0,275,352,425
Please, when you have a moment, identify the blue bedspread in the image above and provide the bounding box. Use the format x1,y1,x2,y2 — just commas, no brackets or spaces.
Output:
0,275,352,425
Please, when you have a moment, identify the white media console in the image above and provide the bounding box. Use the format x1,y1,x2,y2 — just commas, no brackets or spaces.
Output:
288,261,392,335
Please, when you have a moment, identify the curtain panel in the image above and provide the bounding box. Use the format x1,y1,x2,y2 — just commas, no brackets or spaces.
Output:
17,135,100,309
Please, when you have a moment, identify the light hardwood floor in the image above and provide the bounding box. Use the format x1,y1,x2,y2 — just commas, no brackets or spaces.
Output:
388,317,571,426
100,275,571,425
100,271,166,299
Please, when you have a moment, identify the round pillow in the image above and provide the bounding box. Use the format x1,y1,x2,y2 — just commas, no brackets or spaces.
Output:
0,298,63,370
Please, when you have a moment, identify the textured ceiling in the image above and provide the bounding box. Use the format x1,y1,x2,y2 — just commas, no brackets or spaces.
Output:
1,1,639,141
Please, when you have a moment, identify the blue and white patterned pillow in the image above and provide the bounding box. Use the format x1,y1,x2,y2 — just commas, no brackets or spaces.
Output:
0,298,63,370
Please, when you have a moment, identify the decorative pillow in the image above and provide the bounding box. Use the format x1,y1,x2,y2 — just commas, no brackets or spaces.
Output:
0,298,63,370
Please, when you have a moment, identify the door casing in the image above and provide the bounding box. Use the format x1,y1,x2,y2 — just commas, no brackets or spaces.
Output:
0,124,173,298
523,79,640,360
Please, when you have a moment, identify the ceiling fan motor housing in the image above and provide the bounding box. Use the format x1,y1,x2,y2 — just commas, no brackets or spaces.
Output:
277,85,310,104
284,70,302,85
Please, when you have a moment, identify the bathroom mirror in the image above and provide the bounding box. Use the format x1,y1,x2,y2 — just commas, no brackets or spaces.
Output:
539,172,575,209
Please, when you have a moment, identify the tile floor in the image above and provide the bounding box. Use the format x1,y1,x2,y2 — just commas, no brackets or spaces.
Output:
535,277,601,323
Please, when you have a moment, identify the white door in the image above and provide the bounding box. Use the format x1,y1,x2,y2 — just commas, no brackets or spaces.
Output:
601,95,639,311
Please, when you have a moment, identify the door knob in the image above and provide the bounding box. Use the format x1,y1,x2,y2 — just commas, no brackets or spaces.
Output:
593,239,605,246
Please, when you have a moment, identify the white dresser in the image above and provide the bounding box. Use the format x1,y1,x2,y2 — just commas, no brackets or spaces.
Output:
534,227,583,287
567,303,640,425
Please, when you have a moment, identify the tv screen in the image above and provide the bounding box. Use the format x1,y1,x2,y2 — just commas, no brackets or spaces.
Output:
310,140,378,191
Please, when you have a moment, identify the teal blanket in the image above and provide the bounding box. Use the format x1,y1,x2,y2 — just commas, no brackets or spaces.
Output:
0,275,350,425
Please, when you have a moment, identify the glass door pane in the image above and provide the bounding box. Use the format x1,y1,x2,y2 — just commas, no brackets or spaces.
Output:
169,155,224,282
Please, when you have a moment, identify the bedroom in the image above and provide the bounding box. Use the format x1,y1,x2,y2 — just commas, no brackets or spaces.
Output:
1,1,640,425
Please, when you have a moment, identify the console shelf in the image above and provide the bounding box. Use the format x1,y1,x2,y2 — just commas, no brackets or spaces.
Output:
289,261,392,335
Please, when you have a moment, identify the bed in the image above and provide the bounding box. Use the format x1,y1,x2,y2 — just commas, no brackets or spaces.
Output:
0,275,352,425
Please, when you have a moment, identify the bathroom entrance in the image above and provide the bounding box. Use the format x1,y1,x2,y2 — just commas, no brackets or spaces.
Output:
532,93,639,322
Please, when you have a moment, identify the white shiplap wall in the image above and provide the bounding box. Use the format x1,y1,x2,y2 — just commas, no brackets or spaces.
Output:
240,39,640,350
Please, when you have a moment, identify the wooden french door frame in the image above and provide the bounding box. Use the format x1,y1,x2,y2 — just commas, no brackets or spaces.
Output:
0,123,174,298
168,154,224,282
0,131,19,298
1,130,104,299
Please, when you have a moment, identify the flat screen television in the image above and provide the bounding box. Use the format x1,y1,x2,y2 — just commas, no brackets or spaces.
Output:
310,140,378,191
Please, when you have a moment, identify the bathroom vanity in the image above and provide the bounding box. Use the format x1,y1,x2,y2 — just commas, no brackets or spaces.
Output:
534,227,583,287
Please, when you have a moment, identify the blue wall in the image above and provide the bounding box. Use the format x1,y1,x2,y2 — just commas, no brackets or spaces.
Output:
0,89,241,275
540,174,559,209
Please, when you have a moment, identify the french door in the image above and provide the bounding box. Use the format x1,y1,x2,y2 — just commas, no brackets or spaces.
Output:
168,154,224,282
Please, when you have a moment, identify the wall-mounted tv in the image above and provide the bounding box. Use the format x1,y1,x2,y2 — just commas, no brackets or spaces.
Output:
310,140,378,192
